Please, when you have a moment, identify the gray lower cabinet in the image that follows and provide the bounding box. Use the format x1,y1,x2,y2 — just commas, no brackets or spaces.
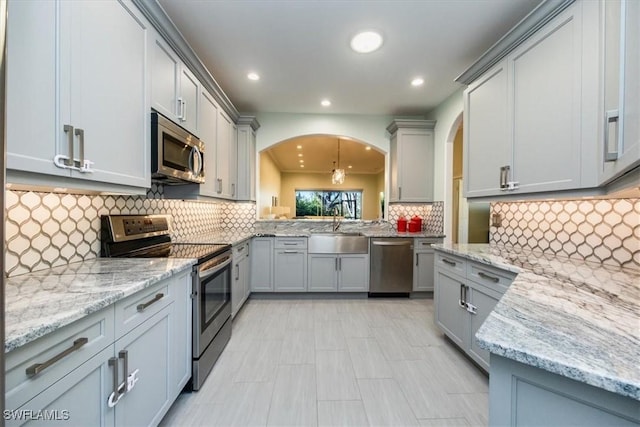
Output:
308,254,369,292
274,238,307,292
434,251,515,371
250,237,274,292
489,355,640,426
5,271,191,426
232,241,250,317
413,238,442,292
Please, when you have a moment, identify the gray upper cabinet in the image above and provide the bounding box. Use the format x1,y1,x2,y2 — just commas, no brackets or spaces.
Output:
197,88,220,198
600,0,640,185
236,117,259,202
151,33,200,136
7,0,150,192
215,110,237,200
463,1,602,198
387,119,436,203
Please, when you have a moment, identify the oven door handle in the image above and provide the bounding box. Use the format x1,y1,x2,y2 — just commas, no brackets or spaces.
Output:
199,256,232,280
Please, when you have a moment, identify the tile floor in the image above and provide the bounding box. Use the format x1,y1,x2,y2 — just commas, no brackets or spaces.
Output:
160,297,489,427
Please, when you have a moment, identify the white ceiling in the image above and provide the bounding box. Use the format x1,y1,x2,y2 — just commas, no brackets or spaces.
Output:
156,0,542,116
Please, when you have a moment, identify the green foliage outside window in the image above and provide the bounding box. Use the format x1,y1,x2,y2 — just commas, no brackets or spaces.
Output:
295,190,362,219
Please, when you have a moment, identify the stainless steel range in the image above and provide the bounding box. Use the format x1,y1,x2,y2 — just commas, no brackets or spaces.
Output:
101,214,232,391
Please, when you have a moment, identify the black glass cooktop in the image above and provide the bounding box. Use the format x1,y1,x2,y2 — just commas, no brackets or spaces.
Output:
124,243,229,262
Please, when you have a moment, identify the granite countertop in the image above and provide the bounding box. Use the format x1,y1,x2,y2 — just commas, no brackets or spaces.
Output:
5,258,196,353
433,243,640,400
175,229,255,246
179,228,445,242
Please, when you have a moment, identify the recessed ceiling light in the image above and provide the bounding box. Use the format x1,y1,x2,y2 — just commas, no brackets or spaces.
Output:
299,159,304,163
300,164,305,168
411,77,424,87
350,31,383,53
247,72,260,81
296,145,302,149
348,165,353,169
298,153,303,157
321,99,331,107
365,146,372,151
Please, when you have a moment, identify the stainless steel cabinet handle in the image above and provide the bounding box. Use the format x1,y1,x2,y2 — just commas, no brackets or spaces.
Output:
182,100,187,122
25,337,88,376
118,350,128,394
604,109,619,161
136,293,164,312
235,264,239,280
108,357,119,403
398,186,402,200
442,258,456,266
372,241,412,246
283,250,299,254
335,258,338,271
416,254,419,266
478,271,499,283
500,165,510,190
75,128,85,170
63,125,74,167
232,183,236,197
217,178,222,193
283,243,297,246
338,257,341,270
458,284,466,308
177,97,184,119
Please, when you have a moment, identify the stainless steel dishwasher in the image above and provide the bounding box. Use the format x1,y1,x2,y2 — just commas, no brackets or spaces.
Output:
369,238,413,295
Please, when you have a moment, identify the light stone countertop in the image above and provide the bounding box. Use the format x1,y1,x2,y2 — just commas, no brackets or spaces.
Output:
175,229,255,246
433,243,640,400
5,258,196,353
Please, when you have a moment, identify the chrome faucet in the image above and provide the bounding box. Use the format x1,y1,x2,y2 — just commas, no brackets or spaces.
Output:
332,206,341,232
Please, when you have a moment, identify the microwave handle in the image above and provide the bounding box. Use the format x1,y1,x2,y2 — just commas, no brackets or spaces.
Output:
189,147,203,177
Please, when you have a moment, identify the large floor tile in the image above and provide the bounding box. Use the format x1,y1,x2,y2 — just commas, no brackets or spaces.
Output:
346,338,393,379
280,330,316,365
315,320,347,350
315,350,360,400
371,326,426,361
358,378,420,426
317,400,370,427
267,364,317,426
418,418,471,427
233,339,283,383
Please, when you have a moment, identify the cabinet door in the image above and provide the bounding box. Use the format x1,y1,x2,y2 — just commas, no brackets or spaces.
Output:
509,4,583,193
398,130,434,202
413,250,435,292
151,35,180,121
250,130,257,201
236,126,256,201
434,269,466,348
169,272,192,397
465,283,501,371
179,66,199,135
274,251,307,291
114,306,172,427
198,88,219,197
463,61,510,198
67,0,149,188
6,0,69,179
250,238,273,292
232,257,244,317
338,255,369,292
602,0,640,183
216,111,234,199
7,346,115,427
308,255,338,292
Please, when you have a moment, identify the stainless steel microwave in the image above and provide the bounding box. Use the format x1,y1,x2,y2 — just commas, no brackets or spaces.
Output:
151,111,205,184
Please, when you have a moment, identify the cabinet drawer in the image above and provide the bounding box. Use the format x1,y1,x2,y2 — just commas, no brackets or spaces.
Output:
467,262,515,294
115,279,174,338
274,237,307,249
414,238,442,252
5,307,115,410
233,241,250,259
435,252,466,278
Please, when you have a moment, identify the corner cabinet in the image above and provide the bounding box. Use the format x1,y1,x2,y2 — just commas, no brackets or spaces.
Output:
463,1,601,198
433,251,515,371
236,117,260,202
600,0,640,185
387,119,436,202
6,0,151,192
5,270,192,427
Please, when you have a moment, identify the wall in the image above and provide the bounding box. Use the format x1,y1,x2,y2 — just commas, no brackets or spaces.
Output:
490,198,639,270
5,185,256,277
259,152,282,218
280,172,381,220
425,88,464,243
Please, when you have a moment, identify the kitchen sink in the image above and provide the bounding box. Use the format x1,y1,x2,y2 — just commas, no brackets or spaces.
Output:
308,233,368,254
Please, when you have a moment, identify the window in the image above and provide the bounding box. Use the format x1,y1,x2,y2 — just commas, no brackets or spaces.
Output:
295,190,363,219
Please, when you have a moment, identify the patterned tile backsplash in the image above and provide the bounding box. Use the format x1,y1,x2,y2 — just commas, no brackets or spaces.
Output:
388,202,444,234
5,184,257,277
490,198,639,270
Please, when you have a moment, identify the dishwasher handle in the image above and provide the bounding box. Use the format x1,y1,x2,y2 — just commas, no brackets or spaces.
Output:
371,240,413,246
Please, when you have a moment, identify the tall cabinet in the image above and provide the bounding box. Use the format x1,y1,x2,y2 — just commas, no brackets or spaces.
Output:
387,120,436,202
236,116,259,202
6,0,150,191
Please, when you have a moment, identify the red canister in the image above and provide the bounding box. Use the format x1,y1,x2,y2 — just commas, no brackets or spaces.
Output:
408,220,420,232
397,215,407,232
411,215,422,232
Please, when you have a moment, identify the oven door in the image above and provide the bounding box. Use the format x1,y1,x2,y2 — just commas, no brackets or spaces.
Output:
193,252,232,358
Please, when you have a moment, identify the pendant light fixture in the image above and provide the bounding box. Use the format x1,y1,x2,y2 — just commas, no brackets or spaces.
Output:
332,138,346,184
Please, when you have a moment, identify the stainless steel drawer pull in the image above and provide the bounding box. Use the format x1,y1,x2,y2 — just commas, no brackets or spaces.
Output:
108,357,120,405
478,271,499,283
136,293,164,312
26,337,89,377
442,258,456,266
458,284,467,309
283,243,298,246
